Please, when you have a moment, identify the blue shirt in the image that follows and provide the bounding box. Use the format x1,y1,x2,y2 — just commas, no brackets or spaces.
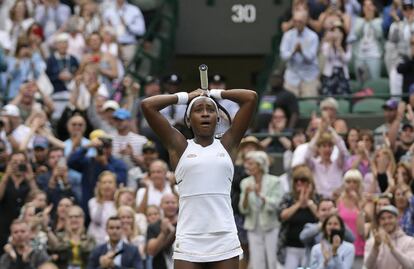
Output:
102,2,146,44
34,3,71,39
67,147,127,215
5,53,46,98
280,26,319,86
400,196,414,236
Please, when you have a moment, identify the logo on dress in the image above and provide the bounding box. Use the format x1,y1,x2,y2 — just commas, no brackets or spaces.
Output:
217,152,226,157
186,154,197,158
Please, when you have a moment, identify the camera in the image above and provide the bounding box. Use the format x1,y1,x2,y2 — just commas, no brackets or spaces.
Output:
17,163,27,172
96,138,112,155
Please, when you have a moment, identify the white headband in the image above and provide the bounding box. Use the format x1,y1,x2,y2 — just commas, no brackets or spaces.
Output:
185,96,219,119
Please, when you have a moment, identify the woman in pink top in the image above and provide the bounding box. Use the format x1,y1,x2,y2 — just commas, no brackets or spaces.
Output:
337,169,366,269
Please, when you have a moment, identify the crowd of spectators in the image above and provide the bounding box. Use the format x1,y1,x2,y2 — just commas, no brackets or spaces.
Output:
0,1,414,269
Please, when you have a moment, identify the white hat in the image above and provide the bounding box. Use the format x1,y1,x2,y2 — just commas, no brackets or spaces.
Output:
54,32,70,43
102,100,120,111
2,104,20,117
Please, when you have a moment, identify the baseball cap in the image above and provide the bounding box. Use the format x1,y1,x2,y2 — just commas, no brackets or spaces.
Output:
144,75,160,85
142,140,157,153
382,99,398,110
1,104,20,117
102,100,120,111
209,73,226,84
377,205,399,218
89,129,112,140
403,0,413,8
113,108,131,120
402,123,414,131
33,136,49,149
320,97,339,110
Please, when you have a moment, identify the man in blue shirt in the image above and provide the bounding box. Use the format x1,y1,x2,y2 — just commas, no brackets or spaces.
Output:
68,129,127,219
280,10,320,97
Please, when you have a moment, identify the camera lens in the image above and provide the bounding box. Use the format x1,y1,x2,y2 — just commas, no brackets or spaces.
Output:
18,163,27,172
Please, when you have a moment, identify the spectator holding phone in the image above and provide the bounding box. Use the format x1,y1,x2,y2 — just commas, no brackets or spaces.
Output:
0,152,38,255
87,216,143,269
310,214,355,269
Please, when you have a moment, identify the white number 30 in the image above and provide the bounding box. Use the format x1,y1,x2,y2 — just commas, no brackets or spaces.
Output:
231,4,256,23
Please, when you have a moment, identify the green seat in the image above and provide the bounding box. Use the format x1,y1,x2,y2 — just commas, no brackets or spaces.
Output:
349,80,361,93
352,98,385,113
363,78,390,97
299,100,318,116
337,99,350,114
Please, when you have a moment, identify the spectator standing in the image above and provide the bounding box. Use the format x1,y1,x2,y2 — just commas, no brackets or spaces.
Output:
102,0,146,65
67,129,127,217
280,10,320,97
364,205,414,269
111,108,147,169
353,0,384,83
319,23,352,96
337,169,367,268
0,152,38,255
305,121,348,198
34,0,71,40
5,0,34,54
239,151,284,269
87,171,118,245
385,0,414,98
277,165,319,269
5,37,46,99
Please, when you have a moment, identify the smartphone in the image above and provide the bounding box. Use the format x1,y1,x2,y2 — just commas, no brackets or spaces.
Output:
330,229,343,243
57,157,66,168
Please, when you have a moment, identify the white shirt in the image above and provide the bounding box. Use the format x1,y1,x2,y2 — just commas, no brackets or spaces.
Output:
87,199,117,245
106,240,123,267
136,181,173,207
102,2,146,44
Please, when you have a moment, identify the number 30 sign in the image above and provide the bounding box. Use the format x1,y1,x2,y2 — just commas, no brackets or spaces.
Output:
231,4,256,23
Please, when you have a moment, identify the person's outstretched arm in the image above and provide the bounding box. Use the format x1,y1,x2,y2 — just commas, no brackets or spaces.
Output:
220,89,258,158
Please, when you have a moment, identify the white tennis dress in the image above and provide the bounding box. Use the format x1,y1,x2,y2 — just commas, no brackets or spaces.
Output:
173,139,242,262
